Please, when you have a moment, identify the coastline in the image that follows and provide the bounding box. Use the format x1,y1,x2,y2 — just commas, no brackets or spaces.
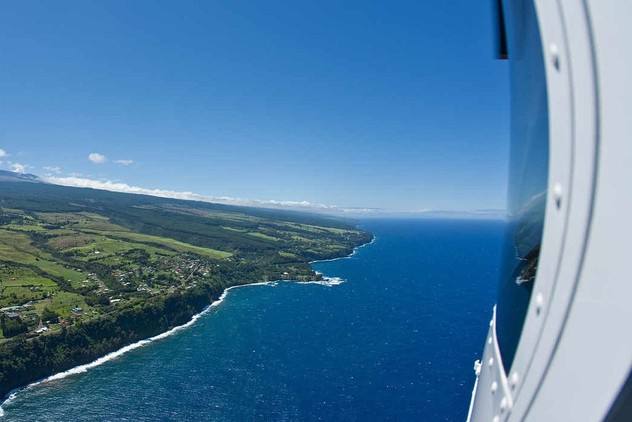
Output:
0,234,375,416
309,233,376,265
0,281,274,416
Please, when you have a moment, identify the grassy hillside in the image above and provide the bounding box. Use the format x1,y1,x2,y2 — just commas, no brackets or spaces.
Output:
0,180,370,339
0,179,371,396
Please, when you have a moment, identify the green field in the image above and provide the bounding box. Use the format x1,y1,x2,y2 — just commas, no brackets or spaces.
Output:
247,232,279,242
0,178,371,342
80,229,232,259
0,230,85,284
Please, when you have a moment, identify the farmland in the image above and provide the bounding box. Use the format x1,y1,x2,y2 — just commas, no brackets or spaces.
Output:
0,177,371,397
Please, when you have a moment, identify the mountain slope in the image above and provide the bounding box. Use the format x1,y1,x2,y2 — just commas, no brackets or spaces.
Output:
0,178,371,398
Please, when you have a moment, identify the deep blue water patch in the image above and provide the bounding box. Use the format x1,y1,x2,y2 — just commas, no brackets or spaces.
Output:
1,218,503,421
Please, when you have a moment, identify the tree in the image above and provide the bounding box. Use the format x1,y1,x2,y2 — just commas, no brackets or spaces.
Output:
41,307,59,323
1,315,27,337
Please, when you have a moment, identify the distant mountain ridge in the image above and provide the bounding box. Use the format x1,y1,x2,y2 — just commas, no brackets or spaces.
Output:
0,170,41,183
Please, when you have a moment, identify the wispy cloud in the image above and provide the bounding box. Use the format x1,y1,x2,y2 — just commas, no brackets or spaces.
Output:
39,175,503,218
43,176,338,211
0,149,30,173
114,159,134,166
43,166,62,174
10,162,27,173
88,153,107,164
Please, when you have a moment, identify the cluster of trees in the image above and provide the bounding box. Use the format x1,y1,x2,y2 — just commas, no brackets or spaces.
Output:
0,308,60,338
84,294,111,307
41,307,59,323
0,314,27,337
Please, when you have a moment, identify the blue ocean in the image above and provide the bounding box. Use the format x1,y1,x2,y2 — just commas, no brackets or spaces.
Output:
1,218,503,421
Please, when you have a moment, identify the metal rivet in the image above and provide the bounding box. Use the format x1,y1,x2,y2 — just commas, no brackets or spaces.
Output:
553,182,563,209
500,397,508,412
488,357,494,367
493,416,500,422
488,336,492,345
550,43,560,70
510,372,520,389
491,381,498,394
535,292,545,315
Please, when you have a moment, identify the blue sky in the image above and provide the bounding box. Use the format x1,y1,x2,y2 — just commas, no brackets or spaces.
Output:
0,1,509,213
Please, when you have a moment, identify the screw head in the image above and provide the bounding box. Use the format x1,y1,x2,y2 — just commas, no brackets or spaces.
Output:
550,43,561,70
553,183,563,209
535,292,545,315
510,372,520,389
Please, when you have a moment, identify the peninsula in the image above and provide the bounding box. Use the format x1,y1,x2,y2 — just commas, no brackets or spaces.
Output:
0,171,371,398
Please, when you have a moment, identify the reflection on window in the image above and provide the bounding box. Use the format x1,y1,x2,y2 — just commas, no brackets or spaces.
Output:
495,0,549,372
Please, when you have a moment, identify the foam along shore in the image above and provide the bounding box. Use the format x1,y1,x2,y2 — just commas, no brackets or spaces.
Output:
309,234,376,265
0,281,274,417
0,276,344,414
0,236,374,417
302,235,375,286
297,273,345,287
299,235,375,286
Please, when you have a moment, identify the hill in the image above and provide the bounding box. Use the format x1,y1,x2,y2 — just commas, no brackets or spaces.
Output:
0,175,371,398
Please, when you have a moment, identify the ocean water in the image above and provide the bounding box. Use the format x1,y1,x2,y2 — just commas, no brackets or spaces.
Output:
1,218,503,421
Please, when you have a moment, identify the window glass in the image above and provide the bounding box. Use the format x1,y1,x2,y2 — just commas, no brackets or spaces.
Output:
496,0,549,372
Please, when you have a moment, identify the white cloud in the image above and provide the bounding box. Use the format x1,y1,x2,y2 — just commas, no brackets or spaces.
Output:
0,149,7,158
40,175,469,217
43,175,339,211
114,159,134,166
88,153,107,164
43,166,62,174
10,162,27,173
